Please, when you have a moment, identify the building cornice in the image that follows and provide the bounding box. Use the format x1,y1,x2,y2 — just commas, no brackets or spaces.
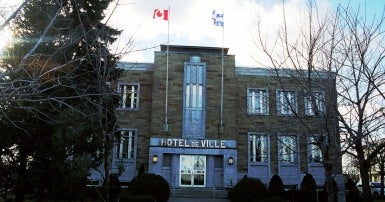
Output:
116,62,153,71
236,66,335,79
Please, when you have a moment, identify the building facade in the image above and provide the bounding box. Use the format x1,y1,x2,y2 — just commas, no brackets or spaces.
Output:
90,45,343,191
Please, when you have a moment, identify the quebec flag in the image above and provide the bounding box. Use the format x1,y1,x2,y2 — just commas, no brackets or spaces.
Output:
211,10,224,27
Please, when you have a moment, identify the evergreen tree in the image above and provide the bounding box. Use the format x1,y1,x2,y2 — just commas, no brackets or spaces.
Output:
0,0,121,201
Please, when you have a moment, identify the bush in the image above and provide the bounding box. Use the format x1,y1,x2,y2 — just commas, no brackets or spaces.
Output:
300,173,317,191
345,178,361,202
268,174,284,195
228,177,268,202
127,173,170,202
109,174,122,202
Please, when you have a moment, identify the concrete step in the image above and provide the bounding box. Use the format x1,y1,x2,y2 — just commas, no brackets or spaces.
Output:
171,187,229,198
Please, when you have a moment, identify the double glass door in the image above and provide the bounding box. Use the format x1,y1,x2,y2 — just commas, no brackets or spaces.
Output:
180,155,206,187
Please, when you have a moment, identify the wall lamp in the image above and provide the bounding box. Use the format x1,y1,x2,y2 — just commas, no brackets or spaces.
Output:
152,155,158,163
228,157,234,165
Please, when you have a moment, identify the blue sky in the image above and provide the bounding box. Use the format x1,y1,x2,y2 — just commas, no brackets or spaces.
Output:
332,0,384,14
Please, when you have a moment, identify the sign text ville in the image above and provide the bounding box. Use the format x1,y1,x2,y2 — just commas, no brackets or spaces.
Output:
160,138,226,148
150,137,236,149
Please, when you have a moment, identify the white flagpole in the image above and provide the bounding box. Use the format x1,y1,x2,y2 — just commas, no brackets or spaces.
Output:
220,9,224,134
164,6,170,133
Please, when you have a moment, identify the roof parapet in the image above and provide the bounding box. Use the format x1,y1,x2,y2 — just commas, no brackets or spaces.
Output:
236,66,335,79
116,62,153,71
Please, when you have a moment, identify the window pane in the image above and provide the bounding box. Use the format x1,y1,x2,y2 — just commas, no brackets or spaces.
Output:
278,135,297,163
118,83,139,110
277,90,296,115
192,84,197,107
116,130,135,159
122,85,127,108
122,136,128,158
308,136,322,163
186,84,190,107
198,85,203,108
305,91,325,116
250,134,268,162
248,89,268,114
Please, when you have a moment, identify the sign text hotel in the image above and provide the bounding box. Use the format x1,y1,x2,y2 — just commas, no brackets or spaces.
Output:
160,138,226,149
149,137,236,149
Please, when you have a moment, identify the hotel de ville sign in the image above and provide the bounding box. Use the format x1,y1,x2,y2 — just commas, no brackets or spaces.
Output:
150,137,236,149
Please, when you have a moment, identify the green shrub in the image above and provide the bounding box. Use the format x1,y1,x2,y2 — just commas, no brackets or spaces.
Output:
268,174,284,195
127,173,170,202
228,177,268,202
300,173,317,191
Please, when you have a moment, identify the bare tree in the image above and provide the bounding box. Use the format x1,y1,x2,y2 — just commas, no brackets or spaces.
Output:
253,1,385,202
336,5,385,202
253,1,342,201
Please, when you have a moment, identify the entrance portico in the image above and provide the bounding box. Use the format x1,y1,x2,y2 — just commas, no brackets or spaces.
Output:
149,137,237,188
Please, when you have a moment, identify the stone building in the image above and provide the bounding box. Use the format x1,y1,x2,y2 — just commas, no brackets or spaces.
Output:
89,45,343,192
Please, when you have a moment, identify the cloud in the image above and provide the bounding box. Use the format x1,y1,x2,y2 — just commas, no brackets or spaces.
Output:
107,0,333,66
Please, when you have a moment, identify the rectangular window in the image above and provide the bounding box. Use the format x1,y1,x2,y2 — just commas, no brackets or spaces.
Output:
249,133,269,163
116,130,135,159
304,91,325,116
276,90,297,115
185,84,203,108
247,89,268,115
183,61,206,138
117,83,139,110
308,135,323,163
278,135,298,163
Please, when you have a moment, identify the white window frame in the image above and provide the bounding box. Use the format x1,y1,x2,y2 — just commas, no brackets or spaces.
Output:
247,88,269,115
276,90,297,116
307,135,323,163
117,82,140,110
116,129,136,159
304,91,325,116
278,134,298,164
249,133,269,163
185,83,203,109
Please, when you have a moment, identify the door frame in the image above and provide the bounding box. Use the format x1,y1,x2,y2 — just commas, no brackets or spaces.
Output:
179,155,206,187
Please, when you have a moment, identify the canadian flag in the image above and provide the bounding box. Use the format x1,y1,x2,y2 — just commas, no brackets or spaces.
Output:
153,9,169,20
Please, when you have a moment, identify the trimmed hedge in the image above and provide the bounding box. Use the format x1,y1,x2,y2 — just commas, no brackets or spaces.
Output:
127,173,170,202
268,174,284,195
228,177,268,202
300,173,317,191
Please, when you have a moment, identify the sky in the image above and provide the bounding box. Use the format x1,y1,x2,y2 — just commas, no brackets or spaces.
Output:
1,0,384,67
105,0,385,67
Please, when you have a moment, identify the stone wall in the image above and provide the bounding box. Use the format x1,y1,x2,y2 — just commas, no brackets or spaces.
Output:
115,45,341,185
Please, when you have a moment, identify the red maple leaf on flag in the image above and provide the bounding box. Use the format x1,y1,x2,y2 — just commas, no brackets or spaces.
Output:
153,9,168,20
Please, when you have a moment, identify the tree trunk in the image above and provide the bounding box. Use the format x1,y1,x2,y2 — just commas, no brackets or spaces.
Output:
103,131,112,202
360,162,373,202
325,163,336,202
14,149,27,202
380,158,384,198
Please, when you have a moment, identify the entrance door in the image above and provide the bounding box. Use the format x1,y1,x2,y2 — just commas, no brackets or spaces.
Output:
180,155,206,187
